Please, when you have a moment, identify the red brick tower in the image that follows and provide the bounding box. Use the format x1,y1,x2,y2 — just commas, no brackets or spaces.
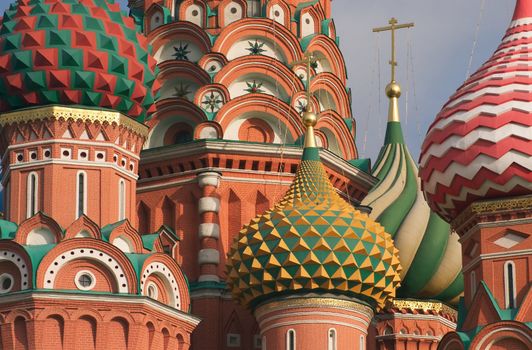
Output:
130,1,373,348
0,0,199,348
419,0,532,348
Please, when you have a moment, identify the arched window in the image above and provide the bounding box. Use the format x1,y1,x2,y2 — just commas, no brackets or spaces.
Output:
504,261,517,308
26,172,38,218
118,179,126,221
247,0,260,17
470,270,477,299
328,329,336,350
76,171,87,218
359,335,365,350
286,329,295,350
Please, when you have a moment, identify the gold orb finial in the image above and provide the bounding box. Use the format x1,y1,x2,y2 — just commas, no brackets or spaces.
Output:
386,82,401,98
302,111,318,127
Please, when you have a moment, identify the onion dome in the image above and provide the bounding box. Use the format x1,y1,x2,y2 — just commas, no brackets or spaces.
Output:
0,0,158,121
362,81,463,305
419,0,532,222
227,111,402,310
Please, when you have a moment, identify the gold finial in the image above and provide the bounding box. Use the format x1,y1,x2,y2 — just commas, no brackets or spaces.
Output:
373,18,414,122
291,52,319,147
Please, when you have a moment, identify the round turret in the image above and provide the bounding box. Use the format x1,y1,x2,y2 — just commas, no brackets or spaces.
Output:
0,0,158,121
419,0,532,222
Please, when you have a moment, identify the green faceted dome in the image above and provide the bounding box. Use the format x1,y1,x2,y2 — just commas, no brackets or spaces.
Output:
0,0,158,121
227,148,402,310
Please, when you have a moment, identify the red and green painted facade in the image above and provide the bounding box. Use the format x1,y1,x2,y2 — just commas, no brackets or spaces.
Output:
0,0,528,349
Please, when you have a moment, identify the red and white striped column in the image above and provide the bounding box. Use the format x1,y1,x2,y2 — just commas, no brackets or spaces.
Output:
197,171,222,283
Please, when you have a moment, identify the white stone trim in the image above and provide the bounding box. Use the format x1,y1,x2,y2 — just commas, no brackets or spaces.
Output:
140,262,181,309
74,270,96,291
262,319,369,336
0,251,30,291
475,326,532,350
198,197,220,214
286,329,296,350
259,311,371,330
503,261,517,309
139,140,376,187
0,273,14,294
197,172,221,188
118,179,126,221
198,223,220,239
3,159,138,187
75,170,88,218
377,312,457,329
0,291,201,326
5,138,140,160
198,249,220,265
43,248,129,293
198,274,220,283
462,249,532,273
26,171,38,218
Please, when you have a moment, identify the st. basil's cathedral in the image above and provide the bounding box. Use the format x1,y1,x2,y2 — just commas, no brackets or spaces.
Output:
0,0,528,349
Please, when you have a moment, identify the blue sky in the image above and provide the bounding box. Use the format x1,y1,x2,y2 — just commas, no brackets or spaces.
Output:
332,0,515,161
0,0,516,163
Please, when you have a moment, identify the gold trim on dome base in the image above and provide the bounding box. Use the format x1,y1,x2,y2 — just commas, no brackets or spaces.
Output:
452,195,532,235
254,296,374,320
387,299,457,318
0,106,149,137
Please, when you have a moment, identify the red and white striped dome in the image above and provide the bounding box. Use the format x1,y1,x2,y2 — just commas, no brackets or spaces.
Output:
419,0,532,222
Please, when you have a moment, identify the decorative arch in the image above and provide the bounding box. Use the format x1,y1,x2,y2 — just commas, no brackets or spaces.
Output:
213,18,303,64
149,21,211,63
140,253,191,311
178,0,206,28
311,72,350,117
471,321,532,350
147,99,206,149
317,110,357,159
218,0,247,27
198,53,229,75
145,3,170,34
64,215,102,240
306,35,347,82
70,308,104,322
194,121,224,140
194,84,230,115
215,56,304,100
215,94,304,144
14,212,63,246
157,60,211,86
299,6,320,38
36,308,71,321
266,0,291,27
238,118,275,143
6,309,33,323
0,240,33,290
107,220,145,254
36,239,138,294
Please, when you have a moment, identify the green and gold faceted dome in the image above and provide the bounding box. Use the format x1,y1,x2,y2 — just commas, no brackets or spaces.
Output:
0,0,158,121
227,144,402,309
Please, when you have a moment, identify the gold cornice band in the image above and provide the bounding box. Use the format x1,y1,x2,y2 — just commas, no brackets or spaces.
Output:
469,195,532,214
0,106,149,137
254,297,374,320
388,299,457,317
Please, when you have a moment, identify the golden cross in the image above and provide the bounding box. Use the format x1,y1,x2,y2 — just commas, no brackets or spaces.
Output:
291,52,317,112
373,18,414,82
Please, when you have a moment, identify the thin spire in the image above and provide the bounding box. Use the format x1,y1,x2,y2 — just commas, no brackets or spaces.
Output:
373,17,414,123
291,52,319,150
513,0,532,20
